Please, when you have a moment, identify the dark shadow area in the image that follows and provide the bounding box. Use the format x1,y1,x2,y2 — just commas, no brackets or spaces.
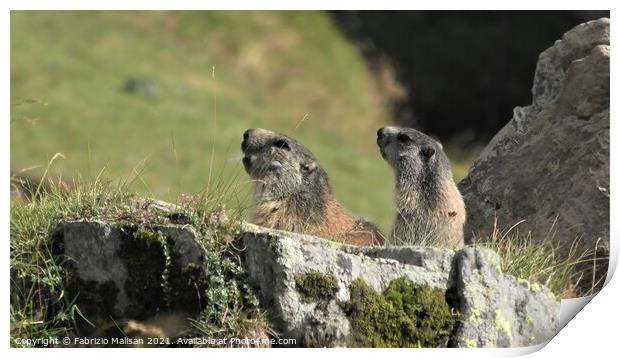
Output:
330,10,609,142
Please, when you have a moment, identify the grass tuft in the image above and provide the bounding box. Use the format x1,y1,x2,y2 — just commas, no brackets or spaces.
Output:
10,176,266,347
473,218,601,299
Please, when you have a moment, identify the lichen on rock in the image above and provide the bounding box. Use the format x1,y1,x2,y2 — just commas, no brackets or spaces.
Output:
242,223,560,347
453,248,559,347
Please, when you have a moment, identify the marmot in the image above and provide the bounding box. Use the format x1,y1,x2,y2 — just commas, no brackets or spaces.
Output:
377,126,465,249
241,128,384,246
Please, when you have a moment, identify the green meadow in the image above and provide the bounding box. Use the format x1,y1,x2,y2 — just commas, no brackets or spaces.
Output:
11,11,473,231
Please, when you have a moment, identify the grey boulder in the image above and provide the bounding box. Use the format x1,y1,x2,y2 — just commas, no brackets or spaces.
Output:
241,223,560,347
54,219,208,322
458,18,610,289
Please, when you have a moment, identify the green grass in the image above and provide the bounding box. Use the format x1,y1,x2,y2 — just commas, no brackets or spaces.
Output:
10,178,267,347
10,11,478,232
474,218,598,299
10,180,130,345
10,10,400,230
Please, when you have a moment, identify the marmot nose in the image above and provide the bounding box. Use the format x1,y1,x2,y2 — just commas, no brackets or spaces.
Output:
377,127,386,139
242,128,256,152
243,128,256,142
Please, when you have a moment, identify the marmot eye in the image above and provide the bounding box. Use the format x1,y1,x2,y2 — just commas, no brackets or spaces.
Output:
397,133,411,143
421,146,436,158
272,139,291,151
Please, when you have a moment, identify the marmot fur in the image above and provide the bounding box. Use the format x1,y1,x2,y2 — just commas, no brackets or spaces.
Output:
242,128,384,246
377,126,465,248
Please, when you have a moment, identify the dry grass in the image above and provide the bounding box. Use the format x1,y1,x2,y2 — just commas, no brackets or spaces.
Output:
473,218,605,299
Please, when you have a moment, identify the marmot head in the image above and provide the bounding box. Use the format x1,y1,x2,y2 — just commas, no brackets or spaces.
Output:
377,126,451,187
241,128,330,199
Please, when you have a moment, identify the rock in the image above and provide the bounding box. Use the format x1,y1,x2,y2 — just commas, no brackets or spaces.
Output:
53,219,210,325
451,248,559,348
458,18,610,288
50,216,561,347
241,223,560,347
123,77,160,98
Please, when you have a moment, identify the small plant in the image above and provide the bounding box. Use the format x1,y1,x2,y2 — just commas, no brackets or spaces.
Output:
10,177,267,347
10,178,136,345
474,218,603,299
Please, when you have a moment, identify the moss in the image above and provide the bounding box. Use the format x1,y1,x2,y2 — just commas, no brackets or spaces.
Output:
493,309,512,340
325,240,343,249
117,224,210,319
524,314,534,324
485,250,502,273
344,277,455,348
469,307,481,325
465,339,478,348
530,283,541,293
295,271,338,303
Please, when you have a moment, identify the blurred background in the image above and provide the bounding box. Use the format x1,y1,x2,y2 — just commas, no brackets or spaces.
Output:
10,10,608,231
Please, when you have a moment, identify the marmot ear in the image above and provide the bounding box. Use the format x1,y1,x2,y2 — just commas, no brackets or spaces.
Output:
421,146,435,159
300,161,317,173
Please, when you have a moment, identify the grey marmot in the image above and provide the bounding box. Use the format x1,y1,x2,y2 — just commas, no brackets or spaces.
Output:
241,128,385,246
377,126,465,248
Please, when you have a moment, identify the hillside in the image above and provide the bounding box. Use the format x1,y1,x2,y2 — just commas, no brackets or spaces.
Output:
11,11,396,228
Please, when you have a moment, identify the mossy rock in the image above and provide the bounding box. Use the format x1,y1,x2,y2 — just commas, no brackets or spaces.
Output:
295,271,338,303
57,220,211,329
242,224,561,347
344,277,455,347
117,225,208,319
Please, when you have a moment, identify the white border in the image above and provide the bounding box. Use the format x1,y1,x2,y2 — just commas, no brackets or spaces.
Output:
3,1,616,357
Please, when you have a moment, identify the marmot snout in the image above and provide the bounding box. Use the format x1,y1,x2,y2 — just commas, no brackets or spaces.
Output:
242,128,384,246
377,126,465,248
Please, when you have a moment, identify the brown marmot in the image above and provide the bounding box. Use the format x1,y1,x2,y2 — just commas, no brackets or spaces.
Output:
377,126,465,249
241,128,384,246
